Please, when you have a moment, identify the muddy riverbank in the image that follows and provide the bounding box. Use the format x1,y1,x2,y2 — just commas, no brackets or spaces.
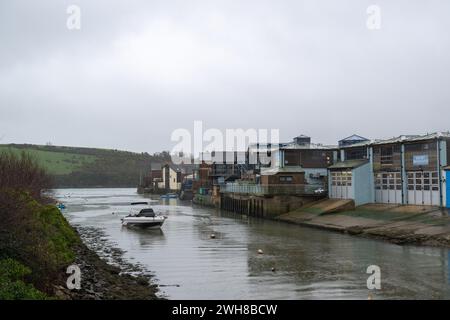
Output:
276,200,450,248
55,226,160,300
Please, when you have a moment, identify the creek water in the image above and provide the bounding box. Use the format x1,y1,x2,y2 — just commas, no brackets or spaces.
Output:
54,188,450,299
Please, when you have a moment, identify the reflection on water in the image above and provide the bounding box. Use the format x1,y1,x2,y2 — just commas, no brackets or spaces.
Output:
54,188,450,299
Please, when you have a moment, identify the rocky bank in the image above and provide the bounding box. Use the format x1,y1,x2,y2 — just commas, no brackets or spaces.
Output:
55,226,160,300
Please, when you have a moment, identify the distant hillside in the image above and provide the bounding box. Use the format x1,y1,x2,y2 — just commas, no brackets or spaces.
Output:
0,144,171,188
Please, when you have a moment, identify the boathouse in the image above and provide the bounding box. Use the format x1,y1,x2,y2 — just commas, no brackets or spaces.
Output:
269,135,336,185
329,132,450,207
328,159,372,206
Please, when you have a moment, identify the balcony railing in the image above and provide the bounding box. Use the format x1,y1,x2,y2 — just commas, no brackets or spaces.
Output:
210,168,241,176
221,183,327,196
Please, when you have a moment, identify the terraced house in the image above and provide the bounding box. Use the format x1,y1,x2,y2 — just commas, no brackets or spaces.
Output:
329,132,450,208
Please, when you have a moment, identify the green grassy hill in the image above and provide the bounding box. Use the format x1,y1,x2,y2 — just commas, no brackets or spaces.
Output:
0,144,171,188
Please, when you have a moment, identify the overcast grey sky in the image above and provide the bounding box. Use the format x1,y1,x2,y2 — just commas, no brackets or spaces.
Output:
1,0,449,153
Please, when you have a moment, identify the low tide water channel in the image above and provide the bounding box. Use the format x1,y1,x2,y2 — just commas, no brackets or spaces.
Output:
54,188,450,299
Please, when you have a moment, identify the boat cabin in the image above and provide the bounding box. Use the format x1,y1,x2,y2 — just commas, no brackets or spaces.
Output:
137,208,155,217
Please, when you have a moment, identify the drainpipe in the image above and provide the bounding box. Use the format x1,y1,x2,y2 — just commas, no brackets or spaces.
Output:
401,143,407,205
438,139,443,207
368,146,374,203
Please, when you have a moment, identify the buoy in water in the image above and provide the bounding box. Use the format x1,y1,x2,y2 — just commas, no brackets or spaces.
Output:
210,234,216,239
271,267,276,272
257,249,264,254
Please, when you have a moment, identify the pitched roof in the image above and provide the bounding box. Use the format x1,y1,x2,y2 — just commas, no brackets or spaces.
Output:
281,142,337,150
339,134,369,142
260,166,304,175
328,159,369,170
367,132,450,146
338,140,372,148
164,163,194,174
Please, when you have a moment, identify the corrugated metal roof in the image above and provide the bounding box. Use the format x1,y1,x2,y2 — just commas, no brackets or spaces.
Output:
328,159,369,169
340,132,450,148
403,131,450,142
339,140,373,148
281,142,337,150
260,166,305,175
248,143,286,152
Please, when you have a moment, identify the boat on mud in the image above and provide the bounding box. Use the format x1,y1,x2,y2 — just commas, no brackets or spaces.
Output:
121,207,166,229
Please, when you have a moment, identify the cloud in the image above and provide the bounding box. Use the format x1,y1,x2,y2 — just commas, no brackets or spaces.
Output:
1,0,449,152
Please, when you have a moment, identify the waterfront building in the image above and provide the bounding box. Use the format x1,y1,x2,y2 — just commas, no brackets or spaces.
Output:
328,137,372,205
222,135,337,195
219,135,336,216
192,151,246,206
329,132,450,207
270,135,336,186
161,163,194,192
328,159,372,206
138,163,163,193
147,168,162,189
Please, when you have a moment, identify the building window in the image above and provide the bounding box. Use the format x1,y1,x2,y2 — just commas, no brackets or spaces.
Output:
279,176,293,183
404,142,437,171
345,147,367,160
380,146,393,165
331,171,352,186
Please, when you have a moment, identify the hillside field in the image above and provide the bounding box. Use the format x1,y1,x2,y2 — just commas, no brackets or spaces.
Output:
0,144,170,188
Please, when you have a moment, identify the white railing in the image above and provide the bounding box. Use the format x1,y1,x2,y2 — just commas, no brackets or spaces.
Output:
221,183,326,195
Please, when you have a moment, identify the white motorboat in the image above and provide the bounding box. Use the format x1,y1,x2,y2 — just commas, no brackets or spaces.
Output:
121,207,166,229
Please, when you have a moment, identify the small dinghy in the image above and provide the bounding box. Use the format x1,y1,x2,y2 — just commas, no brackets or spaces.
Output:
56,203,66,210
121,207,166,229
160,193,178,199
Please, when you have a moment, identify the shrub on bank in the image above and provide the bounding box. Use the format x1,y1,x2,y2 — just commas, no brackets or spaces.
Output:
0,258,47,300
0,152,80,298
0,189,80,294
0,151,51,200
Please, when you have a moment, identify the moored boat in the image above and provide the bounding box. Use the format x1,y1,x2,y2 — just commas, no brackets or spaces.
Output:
56,203,66,210
121,207,166,229
160,193,178,199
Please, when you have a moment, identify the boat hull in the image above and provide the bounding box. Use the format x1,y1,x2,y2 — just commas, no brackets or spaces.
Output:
121,217,165,229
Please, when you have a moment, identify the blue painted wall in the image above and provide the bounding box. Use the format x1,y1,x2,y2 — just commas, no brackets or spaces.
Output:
353,162,373,206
